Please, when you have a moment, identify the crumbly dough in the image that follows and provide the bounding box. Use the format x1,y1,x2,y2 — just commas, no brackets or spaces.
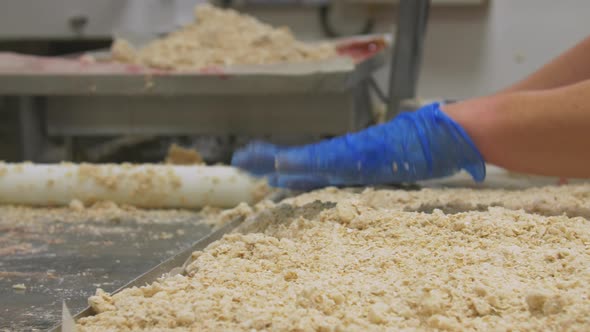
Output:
78,185,590,331
0,201,205,225
111,4,336,70
12,283,26,290
285,184,590,219
68,199,85,212
165,144,204,165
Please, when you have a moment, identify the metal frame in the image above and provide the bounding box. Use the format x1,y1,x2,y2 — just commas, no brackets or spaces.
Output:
387,0,430,117
17,96,45,161
44,93,370,137
0,39,386,161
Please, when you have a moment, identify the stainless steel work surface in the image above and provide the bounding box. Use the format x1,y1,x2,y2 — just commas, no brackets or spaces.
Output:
0,169,580,331
0,211,214,331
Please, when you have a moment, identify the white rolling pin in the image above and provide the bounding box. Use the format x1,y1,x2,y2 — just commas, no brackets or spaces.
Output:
0,163,266,209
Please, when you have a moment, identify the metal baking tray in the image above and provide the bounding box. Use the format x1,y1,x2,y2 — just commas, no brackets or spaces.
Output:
0,35,388,97
0,35,389,138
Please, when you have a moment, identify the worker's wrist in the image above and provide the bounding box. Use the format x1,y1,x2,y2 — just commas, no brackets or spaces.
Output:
441,94,512,165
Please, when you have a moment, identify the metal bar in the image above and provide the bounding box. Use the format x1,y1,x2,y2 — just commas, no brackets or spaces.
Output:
18,96,45,161
351,79,373,130
387,0,430,118
45,95,355,137
368,76,388,104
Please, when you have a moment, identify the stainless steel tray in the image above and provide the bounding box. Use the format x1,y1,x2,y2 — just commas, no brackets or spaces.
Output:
0,36,388,97
0,35,389,140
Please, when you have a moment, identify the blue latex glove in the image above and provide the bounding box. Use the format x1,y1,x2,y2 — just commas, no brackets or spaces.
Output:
232,103,485,190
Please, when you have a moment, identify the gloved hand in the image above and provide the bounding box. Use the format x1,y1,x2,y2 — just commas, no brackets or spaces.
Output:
232,103,485,190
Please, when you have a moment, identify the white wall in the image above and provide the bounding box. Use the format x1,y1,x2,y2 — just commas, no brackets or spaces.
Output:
416,0,590,99
0,0,202,39
246,0,590,100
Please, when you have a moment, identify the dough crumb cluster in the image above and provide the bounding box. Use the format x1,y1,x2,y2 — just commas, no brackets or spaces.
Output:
111,4,336,70
77,185,590,331
284,184,590,219
165,144,204,165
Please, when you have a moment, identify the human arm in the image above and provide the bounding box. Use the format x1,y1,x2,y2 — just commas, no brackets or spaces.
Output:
498,35,590,94
444,79,590,178
232,36,590,189
232,79,590,189
232,103,485,189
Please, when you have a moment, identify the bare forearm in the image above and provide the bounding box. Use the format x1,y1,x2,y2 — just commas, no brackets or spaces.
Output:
445,79,590,177
499,36,590,94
